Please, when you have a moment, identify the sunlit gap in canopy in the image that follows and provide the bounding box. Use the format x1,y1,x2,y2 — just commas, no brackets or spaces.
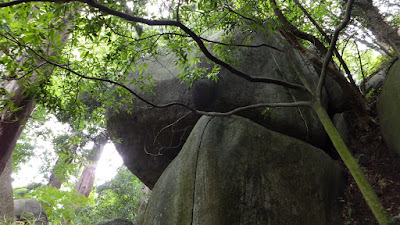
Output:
126,0,170,19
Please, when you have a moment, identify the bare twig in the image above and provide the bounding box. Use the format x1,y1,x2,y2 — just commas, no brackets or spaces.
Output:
153,111,192,145
355,41,366,94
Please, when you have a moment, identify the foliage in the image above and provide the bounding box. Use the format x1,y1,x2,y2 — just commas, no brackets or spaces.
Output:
16,185,93,224
13,167,145,224
2,0,399,224
74,167,146,224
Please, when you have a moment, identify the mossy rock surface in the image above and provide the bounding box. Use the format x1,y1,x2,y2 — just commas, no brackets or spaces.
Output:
140,115,343,225
107,30,337,188
378,59,400,156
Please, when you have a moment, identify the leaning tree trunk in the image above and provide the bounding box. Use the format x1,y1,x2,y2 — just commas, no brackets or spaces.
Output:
0,8,74,176
47,141,78,189
353,0,400,57
0,156,16,223
75,134,108,197
0,84,35,174
47,158,67,189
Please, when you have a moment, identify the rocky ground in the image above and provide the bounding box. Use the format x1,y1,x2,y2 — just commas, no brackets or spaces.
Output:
340,97,400,225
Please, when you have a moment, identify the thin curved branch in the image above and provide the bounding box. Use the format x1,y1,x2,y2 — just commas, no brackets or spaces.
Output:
317,0,355,98
105,24,283,52
0,0,306,91
355,41,366,94
1,32,312,118
292,0,357,89
222,5,259,24
199,36,283,52
5,62,48,80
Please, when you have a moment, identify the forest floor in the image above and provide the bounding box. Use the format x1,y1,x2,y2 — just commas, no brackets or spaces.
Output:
340,97,400,225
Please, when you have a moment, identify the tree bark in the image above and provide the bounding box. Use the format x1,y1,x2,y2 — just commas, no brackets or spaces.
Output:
47,158,64,189
47,141,77,189
0,9,73,175
75,163,97,197
269,0,372,124
0,81,35,174
354,0,400,57
0,156,16,223
75,135,107,197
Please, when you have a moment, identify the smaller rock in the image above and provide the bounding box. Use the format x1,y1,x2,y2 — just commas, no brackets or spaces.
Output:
95,218,134,225
14,199,48,225
332,112,351,145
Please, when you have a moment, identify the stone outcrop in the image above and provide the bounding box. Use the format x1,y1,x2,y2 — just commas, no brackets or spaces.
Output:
378,59,400,156
14,199,48,225
107,72,200,188
107,30,345,188
139,116,344,225
333,112,351,146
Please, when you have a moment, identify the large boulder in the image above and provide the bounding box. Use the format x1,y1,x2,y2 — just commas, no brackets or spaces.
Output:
107,30,339,188
139,116,344,225
14,199,48,225
378,59,400,156
107,62,200,188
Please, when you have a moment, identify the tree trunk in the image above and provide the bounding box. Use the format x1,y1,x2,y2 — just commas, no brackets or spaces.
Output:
75,135,107,197
75,164,97,197
0,81,35,174
354,0,400,57
313,101,390,225
47,145,77,189
47,158,64,189
0,10,73,175
0,156,16,223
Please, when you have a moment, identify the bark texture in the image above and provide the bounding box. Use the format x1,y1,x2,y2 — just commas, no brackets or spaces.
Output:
354,0,400,56
47,158,64,189
75,135,107,197
0,80,35,174
0,10,73,175
0,156,15,223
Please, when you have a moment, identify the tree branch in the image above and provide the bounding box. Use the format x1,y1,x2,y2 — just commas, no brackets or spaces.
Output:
104,23,283,52
292,0,358,89
317,0,355,98
0,0,306,91
1,32,312,118
269,0,328,56
81,0,305,89
222,5,259,24
355,41,366,94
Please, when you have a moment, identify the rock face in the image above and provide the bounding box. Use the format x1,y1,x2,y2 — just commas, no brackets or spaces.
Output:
95,218,134,225
107,72,200,188
333,112,351,146
14,199,48,225
364,59,398,94
139,116,344,225
378,59,400,156
107,30,341,188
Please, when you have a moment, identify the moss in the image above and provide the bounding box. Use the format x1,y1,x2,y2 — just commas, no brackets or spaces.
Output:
378,60,400,156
